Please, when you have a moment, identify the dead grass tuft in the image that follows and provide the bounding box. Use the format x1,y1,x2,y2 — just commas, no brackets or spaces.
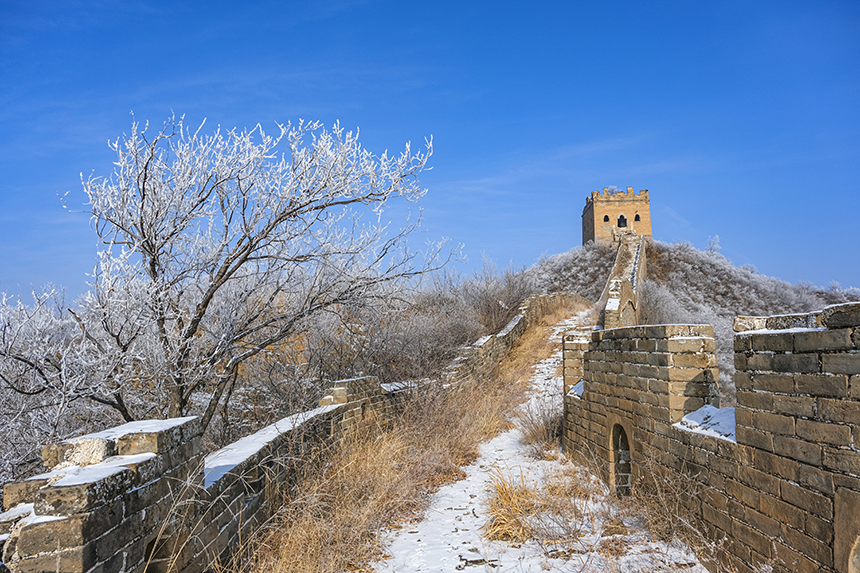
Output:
239,300,587,573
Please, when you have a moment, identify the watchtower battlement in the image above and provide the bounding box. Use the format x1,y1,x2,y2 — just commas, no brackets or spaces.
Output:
582,186,652,245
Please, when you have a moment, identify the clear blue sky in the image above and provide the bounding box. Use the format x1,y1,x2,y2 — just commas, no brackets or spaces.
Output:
1,1,858,301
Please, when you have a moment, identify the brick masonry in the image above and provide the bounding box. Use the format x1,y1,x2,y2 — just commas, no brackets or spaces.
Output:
562,302,860,573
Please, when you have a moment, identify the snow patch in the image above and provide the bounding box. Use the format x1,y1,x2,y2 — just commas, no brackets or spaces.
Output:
30,452,157,487
204,404,339,488
71,416,197,442
568,379,584,398
674,405,736,442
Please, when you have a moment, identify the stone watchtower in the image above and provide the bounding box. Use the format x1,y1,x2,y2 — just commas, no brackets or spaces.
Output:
582,186,652,245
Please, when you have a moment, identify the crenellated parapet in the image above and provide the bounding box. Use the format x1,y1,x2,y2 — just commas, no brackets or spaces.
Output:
562,301,860,572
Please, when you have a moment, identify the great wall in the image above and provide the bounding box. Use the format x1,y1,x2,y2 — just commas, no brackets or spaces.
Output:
1,186,858,573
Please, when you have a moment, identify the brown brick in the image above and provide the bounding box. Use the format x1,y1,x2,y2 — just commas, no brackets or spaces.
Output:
772,395,814,417
760,492,805,526
773,353,819,373
752,411,794,435
781,480,833,519
793,328,853,352
850,374,860,399
772,541,819,573
736,390,773,411
796,418,851,446
736,426,773,452
822,302,860,328
823,447,860,475
752,373,793,393
727,478,761,510
780,522,833,566
804,513,832,544
738,465,780,497
817,397,860,423
746,353,773,371
794,373,848,397
732,520,774,557
752,332,794,352
797,463,835,495
822,353,860,375
744,506,780,537
773,435,821,466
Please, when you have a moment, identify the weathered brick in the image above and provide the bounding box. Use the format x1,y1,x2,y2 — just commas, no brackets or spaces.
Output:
736,390,773,411
793,328,853,352
752,411,794,435
817,397,860,424
736,427,773,452
746,353,773,371
773,435,821,465
760,492,805,526
822,353,860,375
797,463,835,495
781,480,833,519
780,522,833,566
821,302,860,328
823,447,860,475
752,332,793,352
772,395,814,417
796,418,851,446
752,373,793,393
794,373,848,397
772,353,819,373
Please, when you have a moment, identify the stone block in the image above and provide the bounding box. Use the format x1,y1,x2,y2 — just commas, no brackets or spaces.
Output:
823,447,860,476
773,435,822,466
781,480,833,520
35,468,134,515
11,545,97,573
797,463,834,496
754,449,799,481
15,502,122,556
779,522,833,567
4,479,44,509
796,419,851,446
752,411,794,435
818,398,860,424
736,427,773,452
772,353,819,373
822,302,860,328
746,353,773,371
760,493,805,528
794,328,854,352
823,353,860,376
752,332,794,352
752,373,793,393
772,395,814,418
736,390,773,411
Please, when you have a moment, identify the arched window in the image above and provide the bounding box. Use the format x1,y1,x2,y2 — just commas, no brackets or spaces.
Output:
603,215,609,222
617,215,627,228
634,214,641,222
612,424,631,496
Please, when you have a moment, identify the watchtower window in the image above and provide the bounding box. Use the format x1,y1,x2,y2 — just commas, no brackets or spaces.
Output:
634,214,640,222
603,215,609,222
617,215,627,228
612,424,631,496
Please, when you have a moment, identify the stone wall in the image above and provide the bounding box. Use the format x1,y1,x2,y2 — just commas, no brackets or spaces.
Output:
0,291,585,573
562,302,860,573
0,377,392,573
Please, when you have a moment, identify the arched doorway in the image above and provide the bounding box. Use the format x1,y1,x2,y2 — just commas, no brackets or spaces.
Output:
612,424,631,496
617,215,628,228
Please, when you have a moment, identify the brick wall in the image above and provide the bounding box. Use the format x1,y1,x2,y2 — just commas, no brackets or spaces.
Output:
0,291,586,573
562,302,860,573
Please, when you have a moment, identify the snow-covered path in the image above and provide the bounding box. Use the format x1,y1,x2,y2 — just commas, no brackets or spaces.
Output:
375,313,707,573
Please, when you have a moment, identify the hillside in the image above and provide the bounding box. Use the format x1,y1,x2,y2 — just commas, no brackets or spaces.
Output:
531,240,860,405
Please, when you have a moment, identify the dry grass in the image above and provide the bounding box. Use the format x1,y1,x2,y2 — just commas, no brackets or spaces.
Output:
238,300,586,573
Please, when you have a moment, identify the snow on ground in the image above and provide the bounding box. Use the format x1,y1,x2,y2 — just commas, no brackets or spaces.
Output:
376,312,707,573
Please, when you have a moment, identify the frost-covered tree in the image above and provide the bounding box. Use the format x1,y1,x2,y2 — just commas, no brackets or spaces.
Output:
0,115,447,438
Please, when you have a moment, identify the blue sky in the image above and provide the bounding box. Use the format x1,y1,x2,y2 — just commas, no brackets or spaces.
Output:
1,0,858,301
